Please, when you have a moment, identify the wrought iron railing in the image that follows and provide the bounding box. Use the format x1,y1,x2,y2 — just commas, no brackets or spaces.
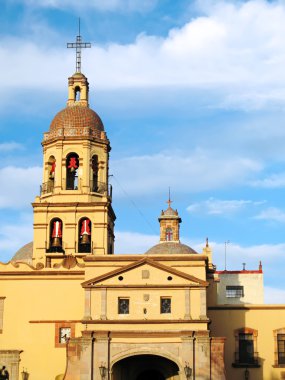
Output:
234,352,259,366
90,180,112,198
40,181,54,195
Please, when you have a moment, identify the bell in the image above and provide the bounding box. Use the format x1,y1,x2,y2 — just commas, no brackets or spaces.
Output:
51,237,62,248
81,234,90,244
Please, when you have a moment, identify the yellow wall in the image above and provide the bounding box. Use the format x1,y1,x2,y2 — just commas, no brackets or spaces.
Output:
209,306,285,380
0,270,84,380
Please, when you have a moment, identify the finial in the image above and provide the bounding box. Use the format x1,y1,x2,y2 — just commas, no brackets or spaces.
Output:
242,262,246,271
206,237,209,247
67,19,91,73
166,187,173,208
259,261,263,272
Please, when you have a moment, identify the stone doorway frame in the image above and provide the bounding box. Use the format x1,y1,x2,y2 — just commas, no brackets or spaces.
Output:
110,351,184,380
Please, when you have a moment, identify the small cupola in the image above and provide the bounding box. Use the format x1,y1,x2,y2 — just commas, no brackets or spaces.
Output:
158,197,182,243
67,72,89,107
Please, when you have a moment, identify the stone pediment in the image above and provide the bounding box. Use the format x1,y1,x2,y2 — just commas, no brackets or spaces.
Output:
82,257,208,288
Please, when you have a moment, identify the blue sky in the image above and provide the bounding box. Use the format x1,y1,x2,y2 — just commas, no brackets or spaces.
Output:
1,0,285,302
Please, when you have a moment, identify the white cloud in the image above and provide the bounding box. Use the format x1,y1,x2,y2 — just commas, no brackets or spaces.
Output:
251,173,285,188
0,213,33,263
254,207,285,223
115,231,158,254
2,1,285,109
0,142,24,153
111,151,262,196
15,0,157,12
187,198,265,215
210,240,285,262
0,166,42,209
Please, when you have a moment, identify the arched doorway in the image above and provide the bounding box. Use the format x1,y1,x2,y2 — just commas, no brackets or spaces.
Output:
112,354,180,380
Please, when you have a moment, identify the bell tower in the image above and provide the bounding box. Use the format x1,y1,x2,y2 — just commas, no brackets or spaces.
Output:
158,197,181,243
32,33,115,266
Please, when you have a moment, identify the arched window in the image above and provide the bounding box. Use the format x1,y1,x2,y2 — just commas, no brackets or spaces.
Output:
47,156,56,192
66,153,79,190
41,156,56,195
91,155,98,192
48,218,64,253
75,86,81,101
165,227,173,241
78,218,91,253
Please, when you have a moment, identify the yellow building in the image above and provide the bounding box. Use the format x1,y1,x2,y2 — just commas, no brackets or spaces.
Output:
1,41,285,380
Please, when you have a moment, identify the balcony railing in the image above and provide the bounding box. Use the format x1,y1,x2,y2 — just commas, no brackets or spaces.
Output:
40,180,112,198
40,181,54,195
233,352,260,367
90,180,112,198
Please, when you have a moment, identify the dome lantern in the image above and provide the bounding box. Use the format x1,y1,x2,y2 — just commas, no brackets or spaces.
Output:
158,195,181,243
67,72,89,107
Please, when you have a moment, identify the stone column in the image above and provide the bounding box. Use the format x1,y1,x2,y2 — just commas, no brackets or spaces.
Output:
199,288,207,320
195,332,211,380
100,288,107,320
64,332,94,380
83,289,92,320
93,332,110,380
184,288,191,319
181,333,194,378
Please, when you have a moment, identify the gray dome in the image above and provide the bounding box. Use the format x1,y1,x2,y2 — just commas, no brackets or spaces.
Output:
12,242,33,264
145,242,197,255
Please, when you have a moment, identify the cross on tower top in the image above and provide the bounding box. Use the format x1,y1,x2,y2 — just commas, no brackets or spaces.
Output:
166,187,173,208
67,19,91,73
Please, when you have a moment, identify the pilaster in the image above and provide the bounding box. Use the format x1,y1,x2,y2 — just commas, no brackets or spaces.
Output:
199,288,207,320
195,332,211,380
93,332,110,380
83,289,92,320
100,288,107,320
184,288,191,319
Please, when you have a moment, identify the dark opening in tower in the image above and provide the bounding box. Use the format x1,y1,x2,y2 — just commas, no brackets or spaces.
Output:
66,153,79,190
78,218,92,253
48,218,64,253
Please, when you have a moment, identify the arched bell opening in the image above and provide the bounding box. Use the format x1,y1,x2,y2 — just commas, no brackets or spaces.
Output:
47,218,64,253
47,155,56,192
74,86,81,102
42,156,56,195
165,227,173,241
90,154,98,192
66,153,79,190
78,217,92,253
111,354,180,380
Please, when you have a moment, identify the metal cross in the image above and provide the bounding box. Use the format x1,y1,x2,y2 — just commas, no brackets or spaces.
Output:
67,19,91,73
166,187,173,208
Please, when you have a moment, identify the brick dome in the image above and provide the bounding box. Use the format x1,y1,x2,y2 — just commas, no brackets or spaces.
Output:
49,106,104,138
145,242,198,255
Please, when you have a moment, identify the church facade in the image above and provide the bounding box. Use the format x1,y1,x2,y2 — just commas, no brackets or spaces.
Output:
1,47,285,380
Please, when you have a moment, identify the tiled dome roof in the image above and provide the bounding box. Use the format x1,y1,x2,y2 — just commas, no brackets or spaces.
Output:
145,242,198,255
49,106,104,136
12,242,33,264
162,207,178,217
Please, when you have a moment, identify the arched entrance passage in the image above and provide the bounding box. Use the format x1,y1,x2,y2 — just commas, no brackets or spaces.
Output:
137,369,164,380
112,354,180,380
